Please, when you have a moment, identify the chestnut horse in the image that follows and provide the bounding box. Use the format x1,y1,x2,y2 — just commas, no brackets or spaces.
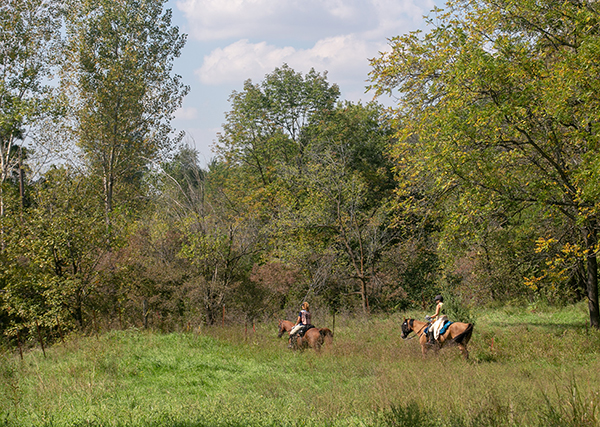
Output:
277,319,333,352
401,318,474,360
277,319,294,338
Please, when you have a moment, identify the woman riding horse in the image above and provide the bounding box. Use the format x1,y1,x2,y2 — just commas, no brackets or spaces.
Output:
277,319,333,352
426,295,448,345
289,302,312,344
401,317,474,359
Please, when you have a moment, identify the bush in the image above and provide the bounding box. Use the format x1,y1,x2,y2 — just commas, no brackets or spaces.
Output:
442,292,475,324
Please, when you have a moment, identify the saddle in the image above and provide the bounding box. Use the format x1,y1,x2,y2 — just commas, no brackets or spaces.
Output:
438,320,453,336
425,319,453,340
296,324,315,337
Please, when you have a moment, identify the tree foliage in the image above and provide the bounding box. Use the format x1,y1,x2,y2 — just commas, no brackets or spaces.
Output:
215,64,340,184
274,102,399,313
1,167,106,340
0,0,59,225
6,0,600,344
369,0,600,326
61,0,189,228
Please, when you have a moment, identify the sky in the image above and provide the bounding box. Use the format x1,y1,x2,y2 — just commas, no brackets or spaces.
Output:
166,0,443,166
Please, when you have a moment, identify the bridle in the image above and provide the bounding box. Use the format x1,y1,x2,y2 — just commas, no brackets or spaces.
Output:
277,320,288,338
403,319,427,340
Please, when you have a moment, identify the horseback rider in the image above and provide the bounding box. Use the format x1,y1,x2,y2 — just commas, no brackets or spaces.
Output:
426,295,448,345
289,302,311,347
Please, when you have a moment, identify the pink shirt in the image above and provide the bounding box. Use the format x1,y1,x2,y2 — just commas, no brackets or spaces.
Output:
299,309,311,325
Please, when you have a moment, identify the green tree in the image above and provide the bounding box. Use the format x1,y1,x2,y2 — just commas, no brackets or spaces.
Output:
0,0,58,238
137,146,268,326
208,65,341,315
215,64,340,186
1,166,106,338
276,102,399,314
215,67,410,314
369,0,600,326
62,0,189,236
176,191,267,325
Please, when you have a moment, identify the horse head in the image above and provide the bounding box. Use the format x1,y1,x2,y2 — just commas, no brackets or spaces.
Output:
277,319,293,338
401,318,413,339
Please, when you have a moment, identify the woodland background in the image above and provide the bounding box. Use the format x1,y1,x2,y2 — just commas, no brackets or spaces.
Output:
2,0,600,348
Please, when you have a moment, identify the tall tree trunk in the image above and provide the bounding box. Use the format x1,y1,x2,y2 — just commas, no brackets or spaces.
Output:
103,168,114,246
18,147,24,211
74,285,84,328
585,223,599,328
0,185,4,252
359,276,370,315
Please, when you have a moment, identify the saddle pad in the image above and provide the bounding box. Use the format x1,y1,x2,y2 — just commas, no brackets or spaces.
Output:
439,320,453,336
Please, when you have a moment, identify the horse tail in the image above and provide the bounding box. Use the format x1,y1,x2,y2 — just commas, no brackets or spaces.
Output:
319,328,334,345
452,323,473,345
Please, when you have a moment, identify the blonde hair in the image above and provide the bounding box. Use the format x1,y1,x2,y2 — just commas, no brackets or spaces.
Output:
301,302,310,310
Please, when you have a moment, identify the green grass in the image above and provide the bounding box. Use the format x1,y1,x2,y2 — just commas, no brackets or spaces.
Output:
1,302,600,426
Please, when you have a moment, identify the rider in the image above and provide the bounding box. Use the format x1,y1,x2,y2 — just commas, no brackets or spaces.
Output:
289,302,311,346
426,295,447,345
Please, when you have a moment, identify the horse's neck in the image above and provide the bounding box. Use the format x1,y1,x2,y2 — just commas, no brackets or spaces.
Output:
412,320,428,334
283,321,294,331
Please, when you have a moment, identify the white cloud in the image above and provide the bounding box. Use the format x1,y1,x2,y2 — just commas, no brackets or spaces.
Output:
183,0,436,91
196,35,386,90
196,40,294,85
168,0,440,161
176,0,434,42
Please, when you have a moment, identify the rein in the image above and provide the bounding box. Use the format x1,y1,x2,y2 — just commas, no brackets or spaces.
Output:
406,320,427,340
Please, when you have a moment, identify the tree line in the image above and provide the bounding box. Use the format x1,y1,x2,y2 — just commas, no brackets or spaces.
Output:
1,0,599,347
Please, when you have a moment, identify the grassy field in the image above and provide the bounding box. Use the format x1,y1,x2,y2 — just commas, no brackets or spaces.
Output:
1,302,600,426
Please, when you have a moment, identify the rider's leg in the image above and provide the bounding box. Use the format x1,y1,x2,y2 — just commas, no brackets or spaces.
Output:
289,333,297,348
427,329,435,344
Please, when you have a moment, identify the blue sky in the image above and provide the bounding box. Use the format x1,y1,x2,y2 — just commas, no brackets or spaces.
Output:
166,0,442,166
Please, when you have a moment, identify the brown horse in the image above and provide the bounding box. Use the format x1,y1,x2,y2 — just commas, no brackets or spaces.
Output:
401,318,474,360
277,319,333,352
277,319,294,338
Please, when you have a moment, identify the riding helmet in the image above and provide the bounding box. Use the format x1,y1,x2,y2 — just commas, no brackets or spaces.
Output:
434,295,444,302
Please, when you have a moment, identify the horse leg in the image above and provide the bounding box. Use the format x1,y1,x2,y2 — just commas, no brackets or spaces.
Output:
316,334,325,352
289,334,298,349
458,343,469,360
420,340,439,357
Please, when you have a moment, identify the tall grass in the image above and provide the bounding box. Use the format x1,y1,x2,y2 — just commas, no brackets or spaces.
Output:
1,303,599,426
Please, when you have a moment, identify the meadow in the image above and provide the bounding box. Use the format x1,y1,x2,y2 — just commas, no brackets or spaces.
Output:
1,302,600,427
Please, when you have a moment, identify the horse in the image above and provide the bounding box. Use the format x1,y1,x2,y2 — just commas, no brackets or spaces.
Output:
277,319,294,338
277,319,333,352
401,318,474,360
